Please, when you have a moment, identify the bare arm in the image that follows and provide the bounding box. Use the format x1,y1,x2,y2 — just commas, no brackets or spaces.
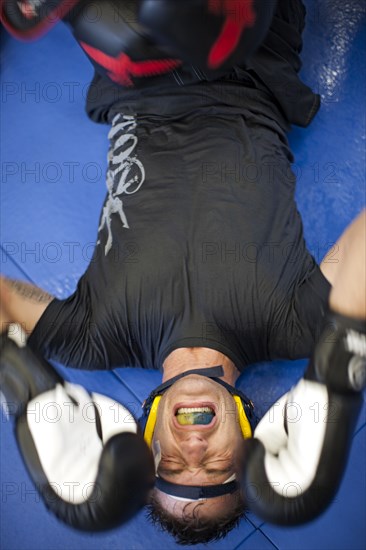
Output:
321,209,366,319
0,276,55,335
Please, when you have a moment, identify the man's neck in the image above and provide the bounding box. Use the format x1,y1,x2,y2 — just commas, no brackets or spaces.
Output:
162,347,240,385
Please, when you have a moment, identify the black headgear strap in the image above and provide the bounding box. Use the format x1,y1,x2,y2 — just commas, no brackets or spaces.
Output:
155,477,239,500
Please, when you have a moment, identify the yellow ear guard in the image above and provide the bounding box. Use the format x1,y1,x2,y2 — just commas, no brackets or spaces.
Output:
233,394,253,438
143,395,162,447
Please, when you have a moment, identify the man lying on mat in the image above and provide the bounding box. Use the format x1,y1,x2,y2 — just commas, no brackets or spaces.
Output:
1,0,365,544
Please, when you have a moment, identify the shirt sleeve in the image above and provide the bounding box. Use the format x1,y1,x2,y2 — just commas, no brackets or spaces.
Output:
27,275,125,370
268,261,332,360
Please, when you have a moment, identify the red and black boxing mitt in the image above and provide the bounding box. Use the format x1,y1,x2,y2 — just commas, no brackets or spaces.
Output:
0,0,80,40
139,0,277,77
1,0,277,84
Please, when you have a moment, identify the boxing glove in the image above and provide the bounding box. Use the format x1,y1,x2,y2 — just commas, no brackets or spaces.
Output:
1,0,276,87
65,0,183,87
0,0,80,39
0,0,182,86
139,0,277,75
242,311,366,525
0,323,155,531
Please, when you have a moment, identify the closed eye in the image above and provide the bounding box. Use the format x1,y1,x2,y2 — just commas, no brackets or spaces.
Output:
205,466,233,475
158,467,184,477
158,464,233,477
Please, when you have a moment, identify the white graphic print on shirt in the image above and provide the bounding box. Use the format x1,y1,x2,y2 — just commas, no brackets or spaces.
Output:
98,114,145,255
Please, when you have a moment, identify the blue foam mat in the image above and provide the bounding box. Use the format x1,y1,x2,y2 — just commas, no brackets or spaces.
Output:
1,0,366,548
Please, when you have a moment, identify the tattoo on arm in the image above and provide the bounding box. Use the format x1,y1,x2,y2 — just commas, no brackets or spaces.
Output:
6,278,54,305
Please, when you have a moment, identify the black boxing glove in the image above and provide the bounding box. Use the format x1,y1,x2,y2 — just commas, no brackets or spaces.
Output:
1,0,276,87
68,0,277,85
0,0,80,40
65,0,182,87
139,0,277,77
0,323,155,531
242,311,366,525
0,0,182,87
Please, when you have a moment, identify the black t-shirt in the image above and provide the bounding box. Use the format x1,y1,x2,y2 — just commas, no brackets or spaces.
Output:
28,95,331,371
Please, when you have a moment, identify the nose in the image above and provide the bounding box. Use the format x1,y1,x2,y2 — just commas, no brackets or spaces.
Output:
180,435,208,464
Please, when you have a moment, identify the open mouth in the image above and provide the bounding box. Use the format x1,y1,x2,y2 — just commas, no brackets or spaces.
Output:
175,406,216,426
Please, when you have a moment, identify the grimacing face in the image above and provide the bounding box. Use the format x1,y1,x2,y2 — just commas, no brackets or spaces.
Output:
151,374,245,518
